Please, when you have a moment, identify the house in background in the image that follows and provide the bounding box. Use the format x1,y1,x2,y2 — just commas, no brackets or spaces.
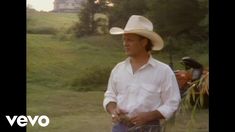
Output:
53,0,85,13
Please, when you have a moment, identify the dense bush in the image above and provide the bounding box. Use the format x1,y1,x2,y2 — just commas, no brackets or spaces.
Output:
70,66,113,91
27,26,58,34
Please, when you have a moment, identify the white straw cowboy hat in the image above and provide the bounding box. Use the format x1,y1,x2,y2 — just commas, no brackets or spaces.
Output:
110,15,164,50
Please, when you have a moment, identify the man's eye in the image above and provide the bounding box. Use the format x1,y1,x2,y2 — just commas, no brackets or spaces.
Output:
123,38,134,42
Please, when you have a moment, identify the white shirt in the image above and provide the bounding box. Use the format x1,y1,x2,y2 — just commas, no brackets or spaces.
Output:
103,56,181,120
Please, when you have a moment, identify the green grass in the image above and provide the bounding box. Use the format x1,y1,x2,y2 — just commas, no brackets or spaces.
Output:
165,109,209,132
27,33,208,91
27,12,78,31
27,85,112,132
27,85,208,132
27,34,125,91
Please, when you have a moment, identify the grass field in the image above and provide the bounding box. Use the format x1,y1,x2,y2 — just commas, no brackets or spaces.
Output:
27,34,126,91
27,86,208,132
27,12,78,31
27,33,208,91
27,12,208,132
27,85,112,132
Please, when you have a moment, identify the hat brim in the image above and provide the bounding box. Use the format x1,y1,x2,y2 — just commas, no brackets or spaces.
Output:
110,27,164,51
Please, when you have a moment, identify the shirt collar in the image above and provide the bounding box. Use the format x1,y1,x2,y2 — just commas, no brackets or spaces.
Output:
148,55,157,67
124,55,157,68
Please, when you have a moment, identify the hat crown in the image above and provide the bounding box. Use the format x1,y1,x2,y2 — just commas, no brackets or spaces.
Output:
124,15,153,31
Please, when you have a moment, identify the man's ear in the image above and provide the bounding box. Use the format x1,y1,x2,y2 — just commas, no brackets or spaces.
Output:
141,38,148,48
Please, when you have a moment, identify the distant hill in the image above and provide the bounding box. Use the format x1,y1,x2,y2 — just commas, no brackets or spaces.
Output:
27,11,78,34
27,11,108,35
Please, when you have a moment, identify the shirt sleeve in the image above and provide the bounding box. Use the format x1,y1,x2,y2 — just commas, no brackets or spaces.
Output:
156,67,181,120
103,68,117,112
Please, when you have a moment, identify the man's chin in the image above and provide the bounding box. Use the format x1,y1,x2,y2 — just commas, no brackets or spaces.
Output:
125,52,132,57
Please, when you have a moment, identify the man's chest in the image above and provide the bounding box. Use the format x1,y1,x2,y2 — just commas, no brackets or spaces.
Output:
113,70,163,95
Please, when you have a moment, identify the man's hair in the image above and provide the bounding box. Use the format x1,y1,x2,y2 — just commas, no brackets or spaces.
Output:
146,39,153,51
138,35,153,51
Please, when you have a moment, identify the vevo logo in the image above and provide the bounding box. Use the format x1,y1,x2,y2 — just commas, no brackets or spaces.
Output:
6,115,50,127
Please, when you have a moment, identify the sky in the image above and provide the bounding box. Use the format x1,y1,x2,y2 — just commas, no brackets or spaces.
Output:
27,0,54,12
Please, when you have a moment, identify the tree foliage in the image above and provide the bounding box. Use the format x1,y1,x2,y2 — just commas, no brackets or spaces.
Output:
146,0,207,40
74,0,208,42
107,0,148,28
72,0,104,37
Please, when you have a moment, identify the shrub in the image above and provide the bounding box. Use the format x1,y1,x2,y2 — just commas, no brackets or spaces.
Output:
70,66,112,91
53,31,74,41
27,26,58,34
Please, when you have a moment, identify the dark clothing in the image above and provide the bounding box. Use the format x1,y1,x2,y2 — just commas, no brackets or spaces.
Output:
112,120,163,132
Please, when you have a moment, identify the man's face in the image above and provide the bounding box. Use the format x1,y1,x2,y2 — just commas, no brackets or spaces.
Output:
123,34,147,57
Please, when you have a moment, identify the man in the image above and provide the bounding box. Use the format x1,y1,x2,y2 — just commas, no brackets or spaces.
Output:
103,15,181,132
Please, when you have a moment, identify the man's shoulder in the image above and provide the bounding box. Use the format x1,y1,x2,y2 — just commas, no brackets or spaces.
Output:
151,57,175,75
111,60,127,72
151,58,171,69
116,60,126,67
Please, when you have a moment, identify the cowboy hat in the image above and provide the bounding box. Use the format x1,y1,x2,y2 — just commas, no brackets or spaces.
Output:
109,15,164,51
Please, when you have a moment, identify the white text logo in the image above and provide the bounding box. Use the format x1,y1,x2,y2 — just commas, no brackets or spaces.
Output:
6,115,50,127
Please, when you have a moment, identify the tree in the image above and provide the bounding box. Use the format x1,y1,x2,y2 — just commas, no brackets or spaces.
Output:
96,0,149,28
145,0,208,68
146,0,207,39
72,0,105,37
107,0,149,28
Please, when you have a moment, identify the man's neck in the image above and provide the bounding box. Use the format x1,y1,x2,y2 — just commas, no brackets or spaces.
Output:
130,52,150,73
130,52,150,65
